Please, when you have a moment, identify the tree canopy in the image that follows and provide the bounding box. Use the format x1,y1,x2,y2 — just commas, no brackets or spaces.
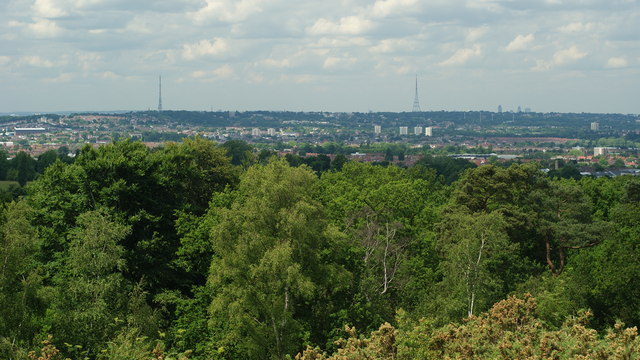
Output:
0,138,638,360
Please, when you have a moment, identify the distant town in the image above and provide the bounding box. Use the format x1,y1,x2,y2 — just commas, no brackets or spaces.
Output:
1,109,639,177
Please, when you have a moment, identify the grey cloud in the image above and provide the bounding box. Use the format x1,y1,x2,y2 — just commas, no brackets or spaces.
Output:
0,0,638,112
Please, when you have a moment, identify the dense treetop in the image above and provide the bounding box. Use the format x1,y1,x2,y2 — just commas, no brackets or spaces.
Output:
1,138,639,360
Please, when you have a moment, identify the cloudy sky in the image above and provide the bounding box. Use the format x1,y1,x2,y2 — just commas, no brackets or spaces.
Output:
1,0,639,113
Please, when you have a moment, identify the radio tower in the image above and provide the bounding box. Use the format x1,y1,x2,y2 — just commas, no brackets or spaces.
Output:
412,75,421,112
158,75,163,112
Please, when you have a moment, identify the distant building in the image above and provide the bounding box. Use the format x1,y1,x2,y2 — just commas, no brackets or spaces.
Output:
591,122,600,131
594,147,607,156
251,128,260,136
399,126,408,135
517,106,522,113
14,127,46,136
425,126,433,137
374,125,381,134
267,128,276,136
498,105,502,113
414,126,423,135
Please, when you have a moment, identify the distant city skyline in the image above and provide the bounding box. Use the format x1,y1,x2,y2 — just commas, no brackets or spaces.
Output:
1,1,639,114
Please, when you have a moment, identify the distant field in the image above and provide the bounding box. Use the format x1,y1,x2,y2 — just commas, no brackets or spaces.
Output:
0,180,20,189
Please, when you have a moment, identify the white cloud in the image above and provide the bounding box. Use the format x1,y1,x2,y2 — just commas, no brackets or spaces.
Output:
439,45,481,66
213,64,234,77
32,0,68,18
260,58,291,68
559,22,594,33
308,16,374,35
190,0,266,23
466,0,505,13
370,39,410,53
313,37,370,48
10,18,65,38
532,59,551,71
76,52,102,72
505,34,534,52
466,26,489,42
393,65,413,75
323,56,357,69
182,38,228,60
0,0,638,112
533,45,587,71
100,71,120,79
30,18,64,37
370,0,418,18
191,64,234,79
21,56,56,67
606,57,628,68
43,72,73,83
287,74,318,84
553,45,587,65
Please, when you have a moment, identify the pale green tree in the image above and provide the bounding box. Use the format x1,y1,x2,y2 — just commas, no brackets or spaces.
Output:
48,210,131,355
437,210,515,318
0,201,42,358
208,159,350,360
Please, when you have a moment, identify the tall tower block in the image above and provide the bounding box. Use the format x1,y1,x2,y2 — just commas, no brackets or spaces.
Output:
412,75,421,112
158,75,163,112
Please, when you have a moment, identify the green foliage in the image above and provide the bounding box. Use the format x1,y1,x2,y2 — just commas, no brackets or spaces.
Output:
303,295,640,360
96,327,153,360
319,162,445,329
415,155,476,184
285,154,333,175
0,148,9,180
47,210,131,355
296,323,397,360
531,180,611,276
1,139,639,358
565,179,640,329
208,159,350,359
221,139,255,167
35,150,58,174
9,151,37,187
164,286,213,359
27,139,236,292
0,201,43,355
384,148,393,162
436,210,516,319
547,163,581,180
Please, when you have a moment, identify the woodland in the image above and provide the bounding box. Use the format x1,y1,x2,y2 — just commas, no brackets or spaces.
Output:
1,138,639,359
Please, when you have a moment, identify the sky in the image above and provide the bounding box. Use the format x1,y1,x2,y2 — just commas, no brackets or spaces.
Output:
1,0,639,114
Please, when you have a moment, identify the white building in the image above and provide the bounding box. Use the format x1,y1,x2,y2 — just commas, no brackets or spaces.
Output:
414,126,423,135
14,127,47,136
425,126,433,136
267,128,276,136
374,125,381,134
591,122,600,131
251,128,261,136
399,126,408,135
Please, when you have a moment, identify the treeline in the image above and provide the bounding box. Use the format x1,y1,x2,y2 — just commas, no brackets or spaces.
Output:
0,148,73,190
138,110,638,132
1,138,639,359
